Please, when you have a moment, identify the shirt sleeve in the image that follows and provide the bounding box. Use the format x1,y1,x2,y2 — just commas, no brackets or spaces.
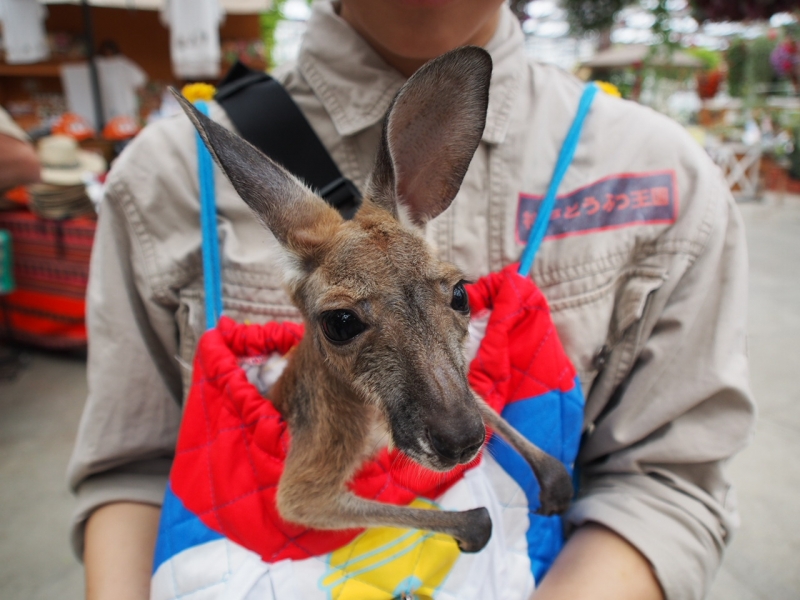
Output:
565,184,755,599
66,174,184,559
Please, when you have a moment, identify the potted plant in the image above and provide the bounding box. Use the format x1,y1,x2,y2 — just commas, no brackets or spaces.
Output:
688,47,724,99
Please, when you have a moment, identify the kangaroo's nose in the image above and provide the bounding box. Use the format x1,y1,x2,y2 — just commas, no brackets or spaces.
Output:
426,420,485,464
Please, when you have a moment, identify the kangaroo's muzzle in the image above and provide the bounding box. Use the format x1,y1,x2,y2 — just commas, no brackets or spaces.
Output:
422,405,485,469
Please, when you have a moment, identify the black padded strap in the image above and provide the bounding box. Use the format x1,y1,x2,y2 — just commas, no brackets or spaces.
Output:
215,62,362,219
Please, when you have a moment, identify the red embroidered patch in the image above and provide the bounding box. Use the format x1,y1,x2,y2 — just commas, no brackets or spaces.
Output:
516,171,679,244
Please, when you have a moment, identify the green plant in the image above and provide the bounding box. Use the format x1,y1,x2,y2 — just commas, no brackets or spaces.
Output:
648,0,675,47
687,47,722,71
260,0,287,71
602,68,637,99
727,39,747,97
562,0,634,34
726,36,776,100
747,36,777,93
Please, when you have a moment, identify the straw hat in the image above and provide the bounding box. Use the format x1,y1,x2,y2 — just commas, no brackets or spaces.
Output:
38,135,106,186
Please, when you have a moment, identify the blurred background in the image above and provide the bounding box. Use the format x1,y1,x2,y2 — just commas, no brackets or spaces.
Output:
1,1,799,599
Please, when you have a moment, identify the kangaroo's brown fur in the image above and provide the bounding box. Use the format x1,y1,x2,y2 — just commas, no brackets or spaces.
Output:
172,46,573,553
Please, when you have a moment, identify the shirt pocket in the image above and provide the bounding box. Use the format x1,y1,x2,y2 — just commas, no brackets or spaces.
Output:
175,285,204,401
609,268,667,345
174,272,301,403
220,266,300,324
547,267,667,395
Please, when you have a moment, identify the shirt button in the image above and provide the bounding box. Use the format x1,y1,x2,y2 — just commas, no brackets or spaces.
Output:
592,344,610,370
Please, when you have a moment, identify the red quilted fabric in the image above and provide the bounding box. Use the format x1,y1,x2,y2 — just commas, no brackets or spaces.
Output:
171,317,477,562
467,263,576,410
171,264,576,563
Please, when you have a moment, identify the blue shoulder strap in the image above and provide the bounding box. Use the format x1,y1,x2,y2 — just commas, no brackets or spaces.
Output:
517,83,598,278
194,100,224,330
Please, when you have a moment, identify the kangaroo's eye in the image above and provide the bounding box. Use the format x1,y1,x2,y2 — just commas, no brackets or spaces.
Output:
451,281,470,314
320,310,367,344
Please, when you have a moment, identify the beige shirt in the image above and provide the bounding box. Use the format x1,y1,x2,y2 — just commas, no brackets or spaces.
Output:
68,4,754,599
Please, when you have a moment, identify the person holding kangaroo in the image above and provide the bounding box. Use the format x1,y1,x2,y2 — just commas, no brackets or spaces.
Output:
68,2,754,600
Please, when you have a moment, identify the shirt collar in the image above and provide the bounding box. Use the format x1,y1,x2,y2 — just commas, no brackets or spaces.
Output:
297,1,525,145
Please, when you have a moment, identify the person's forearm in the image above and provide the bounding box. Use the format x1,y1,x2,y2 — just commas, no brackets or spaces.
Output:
533,523,664,600
84,502,161,600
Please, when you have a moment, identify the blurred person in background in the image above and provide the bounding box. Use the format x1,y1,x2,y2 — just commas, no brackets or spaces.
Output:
0,106,40,191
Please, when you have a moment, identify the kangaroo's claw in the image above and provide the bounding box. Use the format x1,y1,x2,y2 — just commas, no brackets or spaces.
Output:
454,507,493,553
534,455,574,516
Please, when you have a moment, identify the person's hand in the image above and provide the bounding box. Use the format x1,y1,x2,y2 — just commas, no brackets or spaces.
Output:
533,523,664,600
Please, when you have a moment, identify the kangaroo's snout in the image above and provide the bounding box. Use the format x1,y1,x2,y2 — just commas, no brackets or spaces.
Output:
426,425,484,464
404,346,486,470
424,407,485,468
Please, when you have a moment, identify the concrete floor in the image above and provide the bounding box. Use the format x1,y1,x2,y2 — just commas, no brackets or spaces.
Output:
0,350,87,599
707,195,800,600
0,194,798,600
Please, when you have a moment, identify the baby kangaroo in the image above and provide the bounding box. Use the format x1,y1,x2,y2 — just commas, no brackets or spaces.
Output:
173,46,572,553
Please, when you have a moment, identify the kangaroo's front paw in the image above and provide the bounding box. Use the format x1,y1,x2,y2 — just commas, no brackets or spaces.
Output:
454,507,492,553
535,462,574,516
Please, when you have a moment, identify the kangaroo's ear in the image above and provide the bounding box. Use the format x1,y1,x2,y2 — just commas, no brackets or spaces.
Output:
171,88,342,264
367,46,491,227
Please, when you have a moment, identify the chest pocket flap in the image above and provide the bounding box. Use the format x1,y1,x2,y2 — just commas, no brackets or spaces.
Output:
612,269,667,340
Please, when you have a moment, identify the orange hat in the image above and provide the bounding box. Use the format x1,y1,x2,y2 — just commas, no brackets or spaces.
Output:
3,185,31,206
103,115,140,141
52,113,95,141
